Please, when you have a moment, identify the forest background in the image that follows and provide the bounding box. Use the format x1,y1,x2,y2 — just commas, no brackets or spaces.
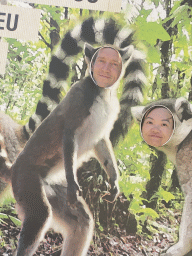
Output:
0,0,192,255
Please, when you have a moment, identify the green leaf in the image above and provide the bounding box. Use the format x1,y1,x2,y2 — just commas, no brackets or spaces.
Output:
138,207,159,219
147,46,161,63
158,190,175,203
9,216,21,226
0,213,9,219
138,22,171,45
153,0,160,8
136,9,153,23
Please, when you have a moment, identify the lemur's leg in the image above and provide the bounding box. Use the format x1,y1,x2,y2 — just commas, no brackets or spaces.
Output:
48,183,94,256
165,133,192,256
94,138,119,202
165,134,192,256
12,166,52,256
165,182,192,256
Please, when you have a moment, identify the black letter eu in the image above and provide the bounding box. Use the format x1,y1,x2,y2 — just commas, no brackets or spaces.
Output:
7,14,19,31
0,13,6,30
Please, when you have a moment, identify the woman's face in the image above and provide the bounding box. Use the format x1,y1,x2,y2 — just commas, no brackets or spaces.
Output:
141,107,174,147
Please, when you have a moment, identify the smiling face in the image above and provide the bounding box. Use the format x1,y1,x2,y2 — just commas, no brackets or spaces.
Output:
92,47,122,88
141,107,174,147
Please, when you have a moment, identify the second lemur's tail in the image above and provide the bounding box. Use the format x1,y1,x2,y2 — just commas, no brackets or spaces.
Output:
110,45,146,146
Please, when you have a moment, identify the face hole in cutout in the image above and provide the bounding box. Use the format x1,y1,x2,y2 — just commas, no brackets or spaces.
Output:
90,46,122,88
140,105,175,147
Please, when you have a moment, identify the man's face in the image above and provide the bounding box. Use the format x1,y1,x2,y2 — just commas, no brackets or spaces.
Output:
141,107,174,147
92,47,122,88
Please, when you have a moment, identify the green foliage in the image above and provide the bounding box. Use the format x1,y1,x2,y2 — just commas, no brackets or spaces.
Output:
0,38,48,123
137,21,170,46
0,195,20,226
0,197,20,250
0,213,21,226
117,123,151,179
155,188,175,204
117,123,158,233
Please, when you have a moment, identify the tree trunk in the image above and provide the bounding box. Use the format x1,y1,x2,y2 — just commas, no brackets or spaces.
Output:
160,0,172,99
145,150,167,209
50,18,60,49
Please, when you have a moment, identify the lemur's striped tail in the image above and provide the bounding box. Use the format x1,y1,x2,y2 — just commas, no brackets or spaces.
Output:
111,45,146,146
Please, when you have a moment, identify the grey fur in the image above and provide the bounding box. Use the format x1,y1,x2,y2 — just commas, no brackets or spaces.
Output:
132,97,192,256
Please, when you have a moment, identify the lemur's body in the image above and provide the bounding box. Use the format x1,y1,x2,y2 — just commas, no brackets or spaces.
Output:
132,98,192,256
12,43,132,256
0,16,146,256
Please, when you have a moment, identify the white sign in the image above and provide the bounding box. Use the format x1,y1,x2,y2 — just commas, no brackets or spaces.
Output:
14,0,122,12
0,6,41,41
0,41,8,75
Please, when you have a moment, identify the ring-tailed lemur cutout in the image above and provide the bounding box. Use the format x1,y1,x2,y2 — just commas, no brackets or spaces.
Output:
0,16,146,256
140,105,175,147
11,43,133,256
132,97,192,256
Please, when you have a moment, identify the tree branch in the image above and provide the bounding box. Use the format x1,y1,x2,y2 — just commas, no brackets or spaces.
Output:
38,32,52,50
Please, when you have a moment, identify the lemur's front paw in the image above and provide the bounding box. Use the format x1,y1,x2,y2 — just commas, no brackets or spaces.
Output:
102,180,120,203
67,182,81,205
